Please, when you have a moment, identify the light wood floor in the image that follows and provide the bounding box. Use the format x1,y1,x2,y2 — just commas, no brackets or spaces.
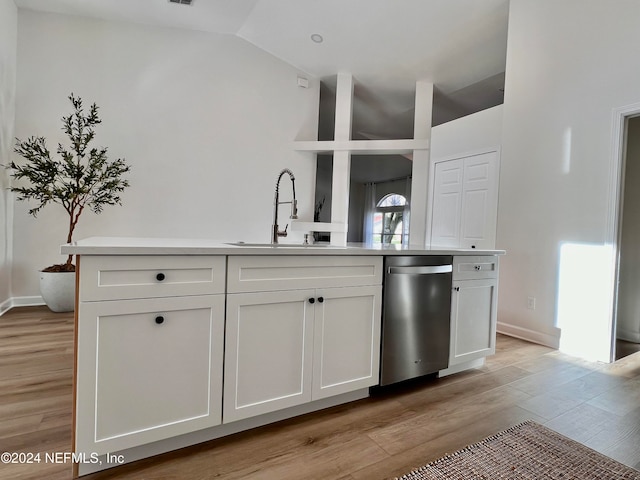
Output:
1,306,639,480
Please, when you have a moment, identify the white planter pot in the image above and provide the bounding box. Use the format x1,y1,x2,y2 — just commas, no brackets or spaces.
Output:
40,271,76,313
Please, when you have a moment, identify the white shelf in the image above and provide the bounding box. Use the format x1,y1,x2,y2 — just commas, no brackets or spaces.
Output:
293,139,429,155
290,221,347,233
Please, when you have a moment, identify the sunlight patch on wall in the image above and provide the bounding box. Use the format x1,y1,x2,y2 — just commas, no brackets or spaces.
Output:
557,242,614,362
562,127,572,174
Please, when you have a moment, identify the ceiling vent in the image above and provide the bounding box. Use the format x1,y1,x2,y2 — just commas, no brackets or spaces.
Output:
169,0,193,5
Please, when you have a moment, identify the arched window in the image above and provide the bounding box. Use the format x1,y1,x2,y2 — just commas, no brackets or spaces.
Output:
373,193,408,245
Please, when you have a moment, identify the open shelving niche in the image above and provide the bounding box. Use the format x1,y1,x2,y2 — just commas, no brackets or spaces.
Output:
292,74,433,246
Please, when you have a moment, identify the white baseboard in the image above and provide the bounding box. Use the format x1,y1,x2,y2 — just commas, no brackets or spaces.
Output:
616,327,640,343
497,321,560,349
0,296,45,316
0,298,12,317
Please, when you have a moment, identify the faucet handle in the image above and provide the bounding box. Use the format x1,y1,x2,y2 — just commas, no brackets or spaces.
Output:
277,224,288,238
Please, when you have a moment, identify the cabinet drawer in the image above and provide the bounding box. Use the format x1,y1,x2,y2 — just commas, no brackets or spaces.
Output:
453,255,498,280
79,255,226,301
227,256,383,293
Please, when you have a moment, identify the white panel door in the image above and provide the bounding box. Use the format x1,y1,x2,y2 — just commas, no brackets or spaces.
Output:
460,151,499,249
223,290,315,423
450,278,497,366
430,159,463,247
75,295,225,455
312,285,382,399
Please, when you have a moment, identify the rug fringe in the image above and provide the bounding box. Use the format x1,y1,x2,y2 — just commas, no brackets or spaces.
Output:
393,420,537,480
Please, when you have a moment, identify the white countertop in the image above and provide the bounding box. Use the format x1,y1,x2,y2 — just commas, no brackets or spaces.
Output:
61,236,505,256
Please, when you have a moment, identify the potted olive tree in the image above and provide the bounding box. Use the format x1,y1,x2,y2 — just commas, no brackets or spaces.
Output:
8,94,131,312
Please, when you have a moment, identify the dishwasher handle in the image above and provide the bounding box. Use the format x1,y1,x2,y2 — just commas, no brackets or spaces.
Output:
387,265,453,275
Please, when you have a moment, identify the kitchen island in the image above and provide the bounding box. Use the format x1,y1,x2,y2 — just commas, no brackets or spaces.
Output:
62,237,504,477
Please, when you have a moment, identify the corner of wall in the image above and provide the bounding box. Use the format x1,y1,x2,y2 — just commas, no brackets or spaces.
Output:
0,0,18,311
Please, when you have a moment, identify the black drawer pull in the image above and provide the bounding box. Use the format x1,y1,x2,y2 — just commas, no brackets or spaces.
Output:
308,298,315,304
155,316,165,324
156,273,166,281
317,296,324,303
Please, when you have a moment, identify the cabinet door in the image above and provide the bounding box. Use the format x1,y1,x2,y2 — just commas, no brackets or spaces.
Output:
75,295,225,455
430,158,463,247
450,278,497,366
312,285,382,399
223,290,315,423
430,151,499,249
460,151,499,249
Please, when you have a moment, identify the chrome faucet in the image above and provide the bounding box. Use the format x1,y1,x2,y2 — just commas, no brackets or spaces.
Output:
272,168,298,244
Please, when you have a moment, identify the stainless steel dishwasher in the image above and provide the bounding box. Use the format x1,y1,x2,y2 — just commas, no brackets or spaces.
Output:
379,255,453,386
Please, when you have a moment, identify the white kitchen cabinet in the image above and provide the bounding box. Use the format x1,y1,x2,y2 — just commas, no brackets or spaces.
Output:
448,256,498,367
226,255,382,293
430,150,499,249
312,285,381,400
223,289,315,423
79,255,226,301
75,256,226,456
224,256,382,423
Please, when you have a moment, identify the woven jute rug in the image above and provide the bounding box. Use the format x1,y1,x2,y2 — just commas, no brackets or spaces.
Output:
396,420,640,479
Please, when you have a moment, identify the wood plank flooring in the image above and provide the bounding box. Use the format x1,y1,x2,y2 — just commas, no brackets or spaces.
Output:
0,306,639,479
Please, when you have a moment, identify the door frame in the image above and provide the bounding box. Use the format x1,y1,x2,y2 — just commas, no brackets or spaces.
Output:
606,102,640,362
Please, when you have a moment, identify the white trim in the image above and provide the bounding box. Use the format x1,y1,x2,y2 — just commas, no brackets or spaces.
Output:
408,81,434,248
293,139,429,154
496,322,560,349
430,146,502,165
607,102,640,362
290,221,347,233
0,296,46,316
0,298,12,317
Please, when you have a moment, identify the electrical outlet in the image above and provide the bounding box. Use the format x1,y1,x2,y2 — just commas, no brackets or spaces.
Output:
527,296,536,310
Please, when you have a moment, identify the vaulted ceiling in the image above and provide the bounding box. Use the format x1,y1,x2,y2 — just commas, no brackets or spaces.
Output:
13,0,509,129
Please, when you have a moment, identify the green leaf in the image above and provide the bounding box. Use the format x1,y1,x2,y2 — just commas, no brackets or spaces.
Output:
7,94,131,245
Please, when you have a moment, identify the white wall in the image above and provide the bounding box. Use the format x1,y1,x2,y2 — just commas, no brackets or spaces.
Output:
13,10,319,298
616,117,640,343
497,0,640,360
0,0,17,313
426,105,503,250
430,105,503,161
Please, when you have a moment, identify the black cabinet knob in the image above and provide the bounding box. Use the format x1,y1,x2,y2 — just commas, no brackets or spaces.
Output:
155,316,165,324
318,296,324,303
308,298,315,304
156,273,166,281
